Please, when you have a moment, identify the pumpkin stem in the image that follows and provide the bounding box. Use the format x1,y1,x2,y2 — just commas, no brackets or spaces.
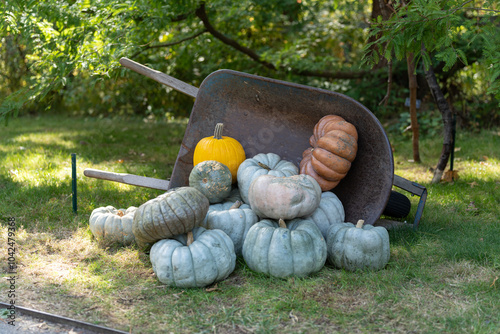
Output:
116,210,124,217
229,200,242,210
214,123,224,139
187,231,194,246
257,162,271,170
356,220,365,229
278,218,287,228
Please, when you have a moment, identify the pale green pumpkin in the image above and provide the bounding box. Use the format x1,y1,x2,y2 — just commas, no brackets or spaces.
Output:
89,206,137,246
150,227,236,288
304,191,345,239
132,187,209,245
242,218,327,278
237,153,298,204
201,200,258,256
247,174,321,220
326,220,390,271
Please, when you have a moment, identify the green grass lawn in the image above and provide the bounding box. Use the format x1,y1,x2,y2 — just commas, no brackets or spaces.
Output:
1,114,499,333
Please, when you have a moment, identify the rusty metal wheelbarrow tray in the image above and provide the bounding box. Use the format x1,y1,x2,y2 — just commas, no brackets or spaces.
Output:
87,58,396,227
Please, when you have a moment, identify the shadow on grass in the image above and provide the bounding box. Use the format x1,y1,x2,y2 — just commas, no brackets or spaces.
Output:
0,171,164,232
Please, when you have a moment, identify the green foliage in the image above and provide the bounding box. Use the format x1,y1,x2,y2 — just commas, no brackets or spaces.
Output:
0,0,498,126
365,0,500,105
0,0,375,121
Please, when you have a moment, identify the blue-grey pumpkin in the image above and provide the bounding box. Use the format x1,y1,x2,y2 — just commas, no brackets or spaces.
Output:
132,187,209,245
326,220,390,271
89,206,137,246
304,191,345,239
150,227,236,288
237,153,298,204
242,218,327,278
201,200,258,256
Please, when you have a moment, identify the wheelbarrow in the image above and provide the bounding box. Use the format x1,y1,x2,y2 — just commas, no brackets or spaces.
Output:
84,58,427,229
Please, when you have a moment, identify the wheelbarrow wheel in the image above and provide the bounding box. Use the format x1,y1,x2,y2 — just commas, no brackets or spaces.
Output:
383,191,411,219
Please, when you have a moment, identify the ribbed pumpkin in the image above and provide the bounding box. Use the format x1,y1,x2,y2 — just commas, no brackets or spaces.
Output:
326,220,390,271
237,153,298,204
222,187,243,203
193,123,246,184
201,200,258,256
150,227,236,288
304,191,345,239
248,174,321,220
89,206,137,246
309,115,358,147
242,218,327,278
132,187,209,245
300,148,340,191
189,160,232,204
300,115,358,191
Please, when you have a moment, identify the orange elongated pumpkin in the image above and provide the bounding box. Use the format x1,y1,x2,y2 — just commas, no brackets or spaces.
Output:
300,148,340,191
193,123,246,184
300,115,358,191
309,115,358,147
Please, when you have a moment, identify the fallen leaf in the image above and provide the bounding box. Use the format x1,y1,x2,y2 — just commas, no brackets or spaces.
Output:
205,284,220,292
442,170,459,183
490,276,498,288
289,311,299,323
173,291,185,299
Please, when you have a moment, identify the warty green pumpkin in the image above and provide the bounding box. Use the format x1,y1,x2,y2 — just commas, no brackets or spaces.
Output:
150,227,236,288
242,218,327,278
189,160,232,204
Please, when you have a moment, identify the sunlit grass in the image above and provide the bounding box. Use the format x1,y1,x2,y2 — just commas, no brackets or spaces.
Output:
0,115,499,333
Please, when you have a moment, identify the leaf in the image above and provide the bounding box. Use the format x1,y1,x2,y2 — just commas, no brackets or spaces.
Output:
205,284,220,292
442,170,459,183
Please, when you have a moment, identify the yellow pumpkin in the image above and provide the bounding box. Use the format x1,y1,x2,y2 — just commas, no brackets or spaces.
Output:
193,123,246,183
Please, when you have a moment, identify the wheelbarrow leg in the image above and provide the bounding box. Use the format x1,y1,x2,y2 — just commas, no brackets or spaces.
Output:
393,175,427,230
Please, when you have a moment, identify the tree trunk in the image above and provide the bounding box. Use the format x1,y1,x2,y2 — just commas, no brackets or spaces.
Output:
367,0,391,69
424,63,454,183
406,53,421,163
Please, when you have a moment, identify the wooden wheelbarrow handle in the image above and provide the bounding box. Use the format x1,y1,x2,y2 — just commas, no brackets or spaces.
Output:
83,168,170,191
119,57,199,99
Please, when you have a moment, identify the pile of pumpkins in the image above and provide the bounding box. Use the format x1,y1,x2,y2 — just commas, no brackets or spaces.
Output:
89,116,390,288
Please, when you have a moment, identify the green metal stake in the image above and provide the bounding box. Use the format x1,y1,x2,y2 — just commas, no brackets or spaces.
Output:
71,153,77,214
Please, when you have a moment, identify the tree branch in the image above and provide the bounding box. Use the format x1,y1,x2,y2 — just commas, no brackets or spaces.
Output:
195,3,276,70
195,2,368,80
379,60,393,106
131,29,208,58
